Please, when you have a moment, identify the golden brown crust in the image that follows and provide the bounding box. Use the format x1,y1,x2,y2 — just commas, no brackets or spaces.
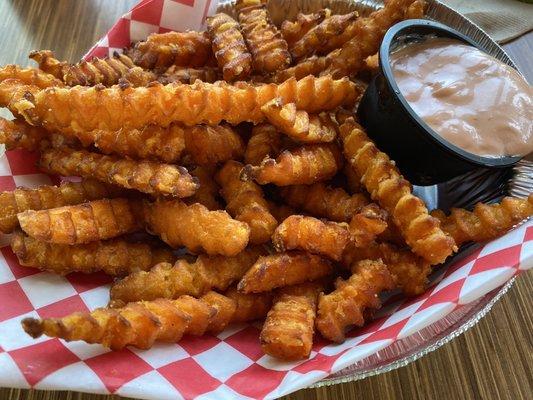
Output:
183,124,245,165
0,178,125,234
128,31,213,70
348,203,389,247
281,9,331,49
237,0,291,73
238,251,333,293
11,231,174,276
260,282,322,360
272,215,351,261
339,116,456,264
110,246,264,303
280,182,370,222
224,286,273,323
157,65,220,84
342,241,430,297
216,161,278,244
207,13,252,81
316,259,394,342
186,166,221,211
272,56,328,82
0,64,64,89
290,11,358,60
244,123,282,165
143,198,250,256
11,76,358,132
431,194,533,246
261,99,337,143
29,50,68,79
39,147,198,197
17,198,143,245
241,143,343,186
0,116,48,151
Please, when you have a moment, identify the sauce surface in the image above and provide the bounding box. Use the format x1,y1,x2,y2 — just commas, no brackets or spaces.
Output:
390,37,533,158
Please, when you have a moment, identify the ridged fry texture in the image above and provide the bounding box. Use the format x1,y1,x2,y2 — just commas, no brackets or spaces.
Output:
39,147,199,197
0,178,125,234
261,99,337,143
29,50,67,79
340,116,455,264
281,9,331,49
11,76,358,132
316,259,394,342
348,203,389,247
216,161,278,244
241,143,343,186
11,231,174,276
272,215,351,261
0,117,48,151
18,198,142,245
110,246,264,304
237,0,291,73
207,13,252,81
0,64,64,89
260,282,322,360
157,66,219,84
238,251,333,293
143,199,250,256
186,166,221,210
431,194,533,246
244,123,282,165
280,182,370,222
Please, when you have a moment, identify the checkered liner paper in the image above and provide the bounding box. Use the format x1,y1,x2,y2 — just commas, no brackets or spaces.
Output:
0,1,532,399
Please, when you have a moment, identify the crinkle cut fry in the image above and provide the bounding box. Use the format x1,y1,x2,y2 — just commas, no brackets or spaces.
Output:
186,166,221,211
339,116,456,265
280,182,370,222
431,194,533,246
261,99,337,143
11,231,175,276
39,147,199,198
316,259,395,342
236,0,291,73
143,198,250,256
127,31,213,70
342,241,430,296
281,9,331,49
216,160,278,244
244,123,282,165
238,251,333,293
349,203,389,247
207,13,252,81
240,143,343,186
110,249,264,306
0,64,64,88
110,246,265,304
183,124,245,165
260,282,323,360
224,286,273,323
29,50,68,79
272,215,351,261
10,76,359,132
290,11,359,60
0,178,125,234
17,197,143,245
157,66,220,85
0,116,47,151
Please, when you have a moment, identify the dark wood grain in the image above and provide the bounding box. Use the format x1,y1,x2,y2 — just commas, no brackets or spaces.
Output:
0,1,531,399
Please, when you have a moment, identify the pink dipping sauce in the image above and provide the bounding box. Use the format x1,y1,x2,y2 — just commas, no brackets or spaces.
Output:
390,37,532,158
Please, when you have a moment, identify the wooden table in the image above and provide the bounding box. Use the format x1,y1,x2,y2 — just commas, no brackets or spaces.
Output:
0,1,531,399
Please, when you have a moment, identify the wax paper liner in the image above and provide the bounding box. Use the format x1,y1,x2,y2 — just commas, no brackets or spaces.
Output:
0,1,532,399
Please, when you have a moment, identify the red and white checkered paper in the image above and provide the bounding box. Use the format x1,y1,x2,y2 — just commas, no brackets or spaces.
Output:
1,1,532,399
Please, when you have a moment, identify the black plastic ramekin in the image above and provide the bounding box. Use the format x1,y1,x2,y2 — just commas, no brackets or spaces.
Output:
357,19,523,186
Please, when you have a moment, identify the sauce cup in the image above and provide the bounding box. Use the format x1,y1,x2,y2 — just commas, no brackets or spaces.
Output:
357,19,524,186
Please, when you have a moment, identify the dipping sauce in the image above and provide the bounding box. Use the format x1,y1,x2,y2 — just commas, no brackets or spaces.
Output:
390,37,532,158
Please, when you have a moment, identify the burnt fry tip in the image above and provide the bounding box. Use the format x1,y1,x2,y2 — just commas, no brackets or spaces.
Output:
21,317,44,338
239,164,255,182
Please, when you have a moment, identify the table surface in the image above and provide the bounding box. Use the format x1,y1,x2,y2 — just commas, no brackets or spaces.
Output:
0,1,531,399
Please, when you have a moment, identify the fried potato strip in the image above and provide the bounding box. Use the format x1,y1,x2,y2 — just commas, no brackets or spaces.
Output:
281,9,331,49
244,123,282,165
0,64,64,88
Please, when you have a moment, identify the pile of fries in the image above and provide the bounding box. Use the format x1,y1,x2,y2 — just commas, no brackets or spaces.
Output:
0,0,531,361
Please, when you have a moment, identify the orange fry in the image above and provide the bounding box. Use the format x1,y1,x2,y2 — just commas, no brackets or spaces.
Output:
431,194,533,246
216,161,278,244
11,231,174,276
18,198,143,245
39,147,198,198
143,199,250,256
224,286,273,323
272,215,350,261
238,251,333,293
109,246,264,303
8,76,358,132
186,166,221,211
236,0,291,73
260,282,322,360
241,143,343,186
0,117,48,151
0,64,63,88
0,178,125,234
316,259,394,342
28,50,67,79
281,9,331,49
280,182,370,222
261,99,337,143
339,115,456,264
207,13,252,81
157,65,219,84
348,203,388,247
244,123,282,165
